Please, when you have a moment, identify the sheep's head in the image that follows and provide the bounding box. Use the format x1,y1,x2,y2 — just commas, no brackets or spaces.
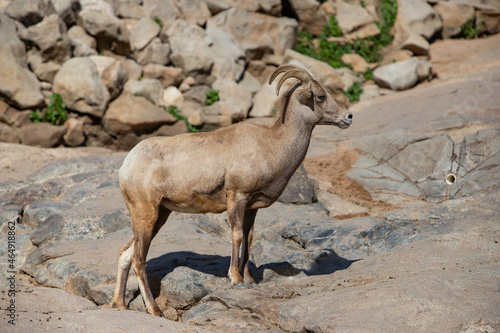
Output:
269,65,352,129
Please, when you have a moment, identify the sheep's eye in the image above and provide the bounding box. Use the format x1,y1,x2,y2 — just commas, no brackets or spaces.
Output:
315,95,326,103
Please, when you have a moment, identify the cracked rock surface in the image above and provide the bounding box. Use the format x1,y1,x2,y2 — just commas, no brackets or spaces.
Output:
1,39,500,332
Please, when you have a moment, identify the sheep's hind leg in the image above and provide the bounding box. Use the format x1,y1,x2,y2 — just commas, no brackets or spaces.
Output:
111,236,134,310
240,209,257,285
131,204,171,316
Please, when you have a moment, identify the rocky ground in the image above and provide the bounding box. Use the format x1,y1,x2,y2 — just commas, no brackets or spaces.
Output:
0,31,499,332
1,0,500,332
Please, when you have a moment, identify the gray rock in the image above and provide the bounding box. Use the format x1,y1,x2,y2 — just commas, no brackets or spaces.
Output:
102,93,177,136
434,1,469,38
211,79,253,121
67,25,98,57
166,20,215,76
26,50,60,83
77,8,130,55
19,123,67,148
397,0,442,40
159,266,227,309
208,7,298,61
373,57,421,91
0,123,20,143
133,37,170,66
63,118,86,147
142,64,184,88
11,287,213,333
53,57,110,117
278,164,317,205
31,214,64,246
116,0,147,19
124,78,164,106
19,14,72,64
176,0,212,26
0,14,44,109
89,55,129,99
335,1,375,34
4,0,55,26
52,0,81,27
129,17,160,52
142,0,180,26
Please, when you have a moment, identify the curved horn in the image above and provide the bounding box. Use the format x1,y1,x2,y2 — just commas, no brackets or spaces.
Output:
269,65,313,96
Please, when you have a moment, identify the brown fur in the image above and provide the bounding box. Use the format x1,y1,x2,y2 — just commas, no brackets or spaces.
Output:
111,65,353,316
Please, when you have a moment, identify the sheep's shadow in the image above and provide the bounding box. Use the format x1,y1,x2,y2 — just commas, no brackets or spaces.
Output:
145,248,358,284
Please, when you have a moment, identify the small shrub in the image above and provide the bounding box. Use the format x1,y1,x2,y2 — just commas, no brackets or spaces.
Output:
343,81,364,103
295,0,398,67
460,14,482,39
28,93,68,126
363,67,374,81
166,105,199,133
205,90,220,106
376,0,397,46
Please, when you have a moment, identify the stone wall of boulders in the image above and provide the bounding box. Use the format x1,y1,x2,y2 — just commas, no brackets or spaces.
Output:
0,0,499,150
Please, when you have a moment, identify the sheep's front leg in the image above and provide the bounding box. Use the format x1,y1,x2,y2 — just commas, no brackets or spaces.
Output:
240,209,257,284
227,191,249,284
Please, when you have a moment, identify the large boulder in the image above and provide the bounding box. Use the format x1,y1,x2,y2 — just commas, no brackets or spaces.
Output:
206,26,246,81
124,78,164,106
19,122,67,148
396,0,442,40
4,0,56,26
89,55,129,100
0,14,44,109
18,14,72,64
102,93,177,136
335,1,376,34
211,79,253,121
53,57,110,117
129,17,160,52
373,57,431,91
77,8,130,54
165,20,215,77
133,37,171,66
67,25,98,57
207,7,298,61
433,1,471,38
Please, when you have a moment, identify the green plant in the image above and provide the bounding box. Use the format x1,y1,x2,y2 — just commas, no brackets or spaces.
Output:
166,105,199,133
460,14,482,39
153,16,163,26
363,67,374,81
295,0,397,68
323,16,343,38
28,93,68,126
205,90,220,106
352,37,382,63
343,81,364,103
376,0,397,46
137,76,142,81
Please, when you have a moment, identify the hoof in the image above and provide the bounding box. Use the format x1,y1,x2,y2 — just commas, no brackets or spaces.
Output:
111,301,129,311
231,281,247,289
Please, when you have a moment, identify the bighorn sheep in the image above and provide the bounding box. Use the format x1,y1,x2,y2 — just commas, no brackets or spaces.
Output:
111,65,352,316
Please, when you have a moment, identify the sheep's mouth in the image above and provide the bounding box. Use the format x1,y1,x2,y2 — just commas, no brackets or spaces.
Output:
339,120,351,128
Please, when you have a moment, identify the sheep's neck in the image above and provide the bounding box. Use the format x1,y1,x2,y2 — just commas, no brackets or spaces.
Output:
271,110,315,174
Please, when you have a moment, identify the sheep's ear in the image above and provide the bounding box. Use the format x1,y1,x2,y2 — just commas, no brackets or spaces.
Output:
297,83,313,105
